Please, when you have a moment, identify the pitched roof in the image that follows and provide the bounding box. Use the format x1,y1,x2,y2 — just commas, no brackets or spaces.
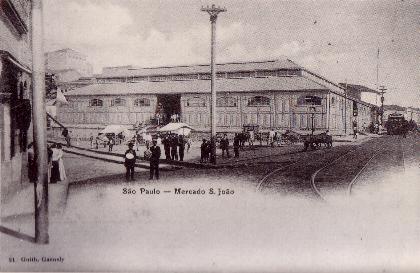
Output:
99,59,301,78
65,76,327,97
338,83,379,94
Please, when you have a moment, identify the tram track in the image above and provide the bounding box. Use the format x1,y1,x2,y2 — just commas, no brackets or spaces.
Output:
312,136,406,200
256,135,407,201
256,145,359,195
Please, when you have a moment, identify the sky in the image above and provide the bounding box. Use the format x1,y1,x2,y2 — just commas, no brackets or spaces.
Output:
43,0,419,108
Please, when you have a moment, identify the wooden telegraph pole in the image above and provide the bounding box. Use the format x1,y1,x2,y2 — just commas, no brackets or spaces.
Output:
32,0,49,244
201,4,226,164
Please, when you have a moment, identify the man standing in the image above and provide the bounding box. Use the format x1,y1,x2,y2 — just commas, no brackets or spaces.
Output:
124,143,136,181
108,137,114,152
170,134,178,160
220,134,230,158
353,120,358,139
178,135,186,161
149,140,161,180
162,135,171,160
89,135,94,148
200,139,207,163
233,134,240,158
249,130,255,148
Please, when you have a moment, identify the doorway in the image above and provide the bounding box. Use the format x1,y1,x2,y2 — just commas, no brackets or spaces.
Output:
157,94,181,124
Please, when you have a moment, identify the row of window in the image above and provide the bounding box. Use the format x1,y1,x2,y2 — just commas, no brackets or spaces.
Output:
85,95,324,109
87,98,151,107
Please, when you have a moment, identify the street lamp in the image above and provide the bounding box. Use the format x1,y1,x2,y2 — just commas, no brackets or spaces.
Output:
201,4,226,164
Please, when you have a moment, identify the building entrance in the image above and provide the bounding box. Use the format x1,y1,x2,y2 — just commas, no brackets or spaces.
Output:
157,94,181,124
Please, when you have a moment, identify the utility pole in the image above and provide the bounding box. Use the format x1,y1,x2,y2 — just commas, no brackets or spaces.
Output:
344,81,347,135
379,85,387,125
32,0,49,244
201,4,226,164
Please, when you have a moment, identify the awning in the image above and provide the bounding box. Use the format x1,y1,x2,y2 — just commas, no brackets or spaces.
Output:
0,50,32,74
158,122,194,135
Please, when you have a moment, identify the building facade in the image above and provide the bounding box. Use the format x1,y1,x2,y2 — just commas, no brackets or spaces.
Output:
1,0,33,202
45,48,93,77
383,105,420,125
55,59,376,138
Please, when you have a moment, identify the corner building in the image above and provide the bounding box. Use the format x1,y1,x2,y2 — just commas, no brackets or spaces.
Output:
57,59,376,137
1,0,33,202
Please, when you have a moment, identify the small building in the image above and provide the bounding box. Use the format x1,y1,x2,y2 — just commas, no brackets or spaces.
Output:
55,59,376,138
1,0,33,202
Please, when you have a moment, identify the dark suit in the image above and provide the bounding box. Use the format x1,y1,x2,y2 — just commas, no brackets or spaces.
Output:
149,145,161,180
124,148,136,180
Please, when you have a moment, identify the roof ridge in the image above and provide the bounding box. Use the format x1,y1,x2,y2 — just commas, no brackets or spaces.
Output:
105,59,292,72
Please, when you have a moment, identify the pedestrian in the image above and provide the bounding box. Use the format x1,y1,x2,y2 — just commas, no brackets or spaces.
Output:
89,135,94,148
51,143,66,183
65,133,71,147
95,137,99,149
157,135,162,147
108,137,114,152
124,142,137,181
249,130,255,147
220,134,230,158
27,143,37,183
178,135,186,161
149,140,161,180
205,140,212,162
233,133,240,158
200,139,208,163
162,135,171,160
186,137,192,152
170,134,179,160
353,120,358,139
269,129,275,147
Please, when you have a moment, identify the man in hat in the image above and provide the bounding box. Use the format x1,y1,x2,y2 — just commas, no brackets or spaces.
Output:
149,140,161,180
124,142,137,181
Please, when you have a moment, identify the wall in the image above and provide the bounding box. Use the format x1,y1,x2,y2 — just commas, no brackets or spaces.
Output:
1,0,32,204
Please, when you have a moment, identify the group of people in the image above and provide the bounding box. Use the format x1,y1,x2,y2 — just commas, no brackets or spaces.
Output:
28,142,67,184
124,140,161,181
162,134,190,162
200,134,241,162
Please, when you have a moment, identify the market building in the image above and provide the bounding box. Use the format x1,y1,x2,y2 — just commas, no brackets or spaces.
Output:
1,0,33,201
55,59,377,138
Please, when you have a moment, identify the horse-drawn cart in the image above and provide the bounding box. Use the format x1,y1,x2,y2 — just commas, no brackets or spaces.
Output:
302,132,333,151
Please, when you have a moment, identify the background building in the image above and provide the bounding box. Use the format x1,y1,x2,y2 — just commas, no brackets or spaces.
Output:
45,48,93,77
54,59,376,138
383,105,420,125
1,0,33,202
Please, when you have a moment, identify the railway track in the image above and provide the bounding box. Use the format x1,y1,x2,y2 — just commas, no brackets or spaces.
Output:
256,146,358,194
312,137,406,200
257,135,407,200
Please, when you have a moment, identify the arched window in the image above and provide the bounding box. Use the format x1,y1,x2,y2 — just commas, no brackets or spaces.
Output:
89,98,103,107
185,97,206,107
330,97,336,105
248,96,270,106
297,95,322,106
217,97,237,107
111,97,126,107
134,98,150,107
